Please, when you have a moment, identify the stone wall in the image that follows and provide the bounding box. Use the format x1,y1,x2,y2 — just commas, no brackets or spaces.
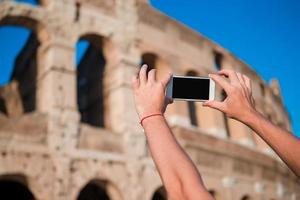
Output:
0,0,298,199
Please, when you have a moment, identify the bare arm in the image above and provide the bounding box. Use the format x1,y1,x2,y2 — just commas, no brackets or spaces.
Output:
132,65,213,200
244,109,300,177
204,69,300,178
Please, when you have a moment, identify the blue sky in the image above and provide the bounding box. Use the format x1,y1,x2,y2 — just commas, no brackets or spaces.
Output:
150,0,300,138
0,0,299,137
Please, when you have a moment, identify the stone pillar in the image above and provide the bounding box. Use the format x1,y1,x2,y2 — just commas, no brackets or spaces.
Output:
104,1,146,199
104,53,141,135
1,81,24,117
36,36,80,200
36,40,77,113
37,37,80,148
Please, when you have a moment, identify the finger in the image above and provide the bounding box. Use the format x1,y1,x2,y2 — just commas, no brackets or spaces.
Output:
236,72,245,84
161,73,172,88
148,69,157,83
203,100,226,113
243,74,251,92
132,76,140,90
251,96,255,106
218,69,239,84
209,74,231,93
236,72,247,91
139,64,148,84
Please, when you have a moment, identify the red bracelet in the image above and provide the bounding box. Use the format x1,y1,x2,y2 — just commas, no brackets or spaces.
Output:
140,113,163,126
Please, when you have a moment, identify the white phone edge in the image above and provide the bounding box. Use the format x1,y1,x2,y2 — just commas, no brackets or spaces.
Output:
166,75,215,102
209,79,215,101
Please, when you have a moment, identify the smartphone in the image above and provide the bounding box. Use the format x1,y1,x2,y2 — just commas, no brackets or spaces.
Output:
166,75,215,101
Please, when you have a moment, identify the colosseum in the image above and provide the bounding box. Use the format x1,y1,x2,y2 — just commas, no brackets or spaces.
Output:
0,0,299,199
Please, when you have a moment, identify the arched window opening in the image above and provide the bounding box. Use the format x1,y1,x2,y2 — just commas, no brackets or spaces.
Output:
141,53,157,73
277,122,286,130
76,35,106,128
0,179,35,200
0,26,39,116
152,186,167,200
75,2,81,22
222,90,230,137
77,180,111,200
260,82,265,97
16,0,39,6
214,51,223,70
241,195,252,200
0,97,7,115
13,32,39,113
186,71,198,126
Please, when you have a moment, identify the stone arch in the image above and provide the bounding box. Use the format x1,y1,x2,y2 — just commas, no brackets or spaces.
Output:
77,179,123,200
151,186,167,200
0,13,49,116
73,27,114,48
0,152,56,199
0,3,49,42
0,16,38,31
0,173,36,200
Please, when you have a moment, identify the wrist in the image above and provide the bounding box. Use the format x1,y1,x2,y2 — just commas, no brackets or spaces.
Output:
140,112,164,126
139,109,162,120
140,113,165,128
241,108,262,125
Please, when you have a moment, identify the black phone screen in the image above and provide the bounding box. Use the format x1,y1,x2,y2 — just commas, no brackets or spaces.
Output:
172,77,210,100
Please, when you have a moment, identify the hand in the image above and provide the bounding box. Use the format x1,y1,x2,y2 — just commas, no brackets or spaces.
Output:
203,69,256,123
132,65,173,119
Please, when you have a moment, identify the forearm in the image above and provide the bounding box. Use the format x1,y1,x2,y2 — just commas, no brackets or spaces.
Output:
143,116,212,200
244,110,300,177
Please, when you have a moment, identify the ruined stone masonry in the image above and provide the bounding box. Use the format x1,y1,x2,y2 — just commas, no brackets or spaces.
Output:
0,0,299,199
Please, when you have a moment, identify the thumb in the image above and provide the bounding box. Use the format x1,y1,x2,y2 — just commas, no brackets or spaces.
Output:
203,100,225,112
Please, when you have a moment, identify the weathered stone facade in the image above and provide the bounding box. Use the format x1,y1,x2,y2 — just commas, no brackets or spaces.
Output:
0,0,299,199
